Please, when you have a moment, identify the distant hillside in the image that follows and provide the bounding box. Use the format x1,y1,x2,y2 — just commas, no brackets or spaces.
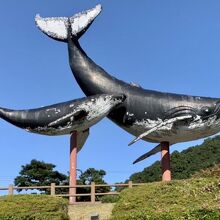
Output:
111,166,220,220
130,135,220,183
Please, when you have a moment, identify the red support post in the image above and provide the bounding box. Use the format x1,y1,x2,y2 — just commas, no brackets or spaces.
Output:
69,131,77,204
161,141,171,181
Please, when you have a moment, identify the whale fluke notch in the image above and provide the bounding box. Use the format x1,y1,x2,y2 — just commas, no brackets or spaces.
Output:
133,144,161,164
35,4,102,41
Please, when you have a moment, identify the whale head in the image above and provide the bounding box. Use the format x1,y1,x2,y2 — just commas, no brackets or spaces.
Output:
80,94,126,126
165,98,220,144
196,100,220,120
186,99,220,135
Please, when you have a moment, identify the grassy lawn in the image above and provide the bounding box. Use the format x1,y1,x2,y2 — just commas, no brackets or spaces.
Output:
0,195,69,220
111,166,220,220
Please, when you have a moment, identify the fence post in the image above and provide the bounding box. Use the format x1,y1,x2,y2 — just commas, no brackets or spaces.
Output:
50,183,55,196
91,182,96,204
8,184,14,196
128,181,133,188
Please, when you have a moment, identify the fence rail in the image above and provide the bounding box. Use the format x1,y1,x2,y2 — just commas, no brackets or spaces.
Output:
0,181,145,203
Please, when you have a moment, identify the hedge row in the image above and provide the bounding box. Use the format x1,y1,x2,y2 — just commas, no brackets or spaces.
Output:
0,195,69,220
111,169,220,220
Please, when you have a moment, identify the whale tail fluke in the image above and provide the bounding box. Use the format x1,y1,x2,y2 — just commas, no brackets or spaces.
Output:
35,4,102,42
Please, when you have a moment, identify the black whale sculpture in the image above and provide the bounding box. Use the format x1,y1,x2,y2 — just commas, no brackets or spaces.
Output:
0,94,125,150
36,5,220,163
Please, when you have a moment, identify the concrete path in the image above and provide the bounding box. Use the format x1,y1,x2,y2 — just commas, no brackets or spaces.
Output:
68,203,114,220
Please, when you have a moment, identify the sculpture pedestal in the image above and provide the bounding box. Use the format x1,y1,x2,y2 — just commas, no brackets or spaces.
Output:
161,141,171,181
69,131,77,204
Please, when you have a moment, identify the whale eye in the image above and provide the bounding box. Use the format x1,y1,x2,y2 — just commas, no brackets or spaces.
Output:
201,106,211,115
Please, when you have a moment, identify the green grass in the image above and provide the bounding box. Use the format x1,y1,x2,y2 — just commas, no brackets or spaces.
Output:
0,195,69,220
111,166,220,220
100,195,120,203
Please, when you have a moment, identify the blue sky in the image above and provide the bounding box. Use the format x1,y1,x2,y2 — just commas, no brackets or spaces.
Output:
0,0,220,189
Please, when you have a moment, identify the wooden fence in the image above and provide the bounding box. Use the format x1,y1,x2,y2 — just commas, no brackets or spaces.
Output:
0,181,145,203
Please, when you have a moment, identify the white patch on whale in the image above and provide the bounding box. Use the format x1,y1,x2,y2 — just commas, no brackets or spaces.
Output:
129,115,220,144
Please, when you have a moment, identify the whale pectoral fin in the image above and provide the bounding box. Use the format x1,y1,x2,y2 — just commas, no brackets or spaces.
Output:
35,4,102,42
48,109,87,127
133,144,161,164
128,115,192,146
77,129,90,152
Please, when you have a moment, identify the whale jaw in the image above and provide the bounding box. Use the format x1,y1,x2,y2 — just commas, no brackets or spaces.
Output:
35,4,102,41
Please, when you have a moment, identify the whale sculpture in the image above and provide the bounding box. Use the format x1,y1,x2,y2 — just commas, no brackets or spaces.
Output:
0,94,125,150
36,5,220,163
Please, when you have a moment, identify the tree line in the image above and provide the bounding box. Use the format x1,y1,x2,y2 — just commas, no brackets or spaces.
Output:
14,160,109,201
14,135,220,200
129,135,220,183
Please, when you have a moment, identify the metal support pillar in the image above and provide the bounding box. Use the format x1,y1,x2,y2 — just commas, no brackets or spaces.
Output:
161,141,171,181
69,131,77,204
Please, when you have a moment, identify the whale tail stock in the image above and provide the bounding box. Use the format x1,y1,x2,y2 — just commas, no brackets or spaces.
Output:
35,4,102,42
0,107,13,124
0,107,16,124
0,107,6,119
0,108,3,118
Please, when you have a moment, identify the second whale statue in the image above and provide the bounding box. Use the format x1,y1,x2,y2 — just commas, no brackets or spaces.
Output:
0,94,125,150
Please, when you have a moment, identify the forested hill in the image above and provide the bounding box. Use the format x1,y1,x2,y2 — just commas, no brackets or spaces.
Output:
129,135,220,183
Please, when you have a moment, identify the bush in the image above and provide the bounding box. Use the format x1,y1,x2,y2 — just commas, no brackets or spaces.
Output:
0,195,69,220
192,164,220,178
99,195,120,203
111,174,220,220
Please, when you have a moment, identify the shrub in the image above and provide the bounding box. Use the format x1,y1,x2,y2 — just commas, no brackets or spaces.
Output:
0,195,69,220
111,175,220,220
192,164,220,178
99,195,120,203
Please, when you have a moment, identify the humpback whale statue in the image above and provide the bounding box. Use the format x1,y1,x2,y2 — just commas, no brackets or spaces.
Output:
35,5,220,163
0,94,125,150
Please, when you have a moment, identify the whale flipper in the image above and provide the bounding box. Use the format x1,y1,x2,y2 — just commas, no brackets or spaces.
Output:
133,144,161,164
128,115,193,146
48,109,87,127
77,129,89,152
35,4,102,42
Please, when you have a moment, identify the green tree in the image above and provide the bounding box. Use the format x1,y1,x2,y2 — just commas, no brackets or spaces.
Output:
78,168,107,185
129,135,220,183
76,168,110,201
14,159,68,194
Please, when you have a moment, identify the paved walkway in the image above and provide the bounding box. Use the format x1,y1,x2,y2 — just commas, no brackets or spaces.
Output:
68,203,114,220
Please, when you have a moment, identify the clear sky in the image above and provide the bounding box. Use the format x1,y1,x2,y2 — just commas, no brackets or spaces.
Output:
1,0,220,189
